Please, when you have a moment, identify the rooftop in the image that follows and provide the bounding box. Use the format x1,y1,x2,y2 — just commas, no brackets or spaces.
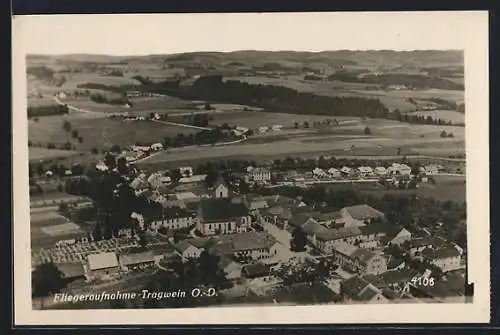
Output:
56,262,85,279
316,227,362,241
342,204,385,221
87,252,119,271
119,251,155,266
199,198,249,223
211,232,277,254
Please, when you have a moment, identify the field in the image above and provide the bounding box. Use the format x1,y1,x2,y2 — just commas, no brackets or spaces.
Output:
207,110,357,129
361,175,466,203
28,114,198,153
27,96,58,108
29,147,84,162
136,118,465,168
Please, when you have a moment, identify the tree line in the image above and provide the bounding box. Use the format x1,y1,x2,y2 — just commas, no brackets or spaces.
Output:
391,109,464,127
28,104,69,118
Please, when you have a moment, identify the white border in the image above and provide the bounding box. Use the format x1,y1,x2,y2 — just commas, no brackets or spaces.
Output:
13,11,490,325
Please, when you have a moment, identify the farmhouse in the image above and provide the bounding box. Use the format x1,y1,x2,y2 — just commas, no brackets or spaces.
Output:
174,240,203,261
210,231,279,261
119,251,156,271
288,213,318,230
357,166,374,178
374,166,387,176
386,228,412,246
56,262,86,282
341,276,390,303
150,143,164,151
131,145,151,153
424,164,445,175
340,166,355,177
314,227,363,254
340,204,385,227
258,126,269,134
86,252,120,279
197,198,251,235
332,241,387,275
179,167,194,178
421,247,462,273
405,237,435,257
271,124,283,131
328,168,341,178
178,174,207,184
313,168,328,178
387,163,412,176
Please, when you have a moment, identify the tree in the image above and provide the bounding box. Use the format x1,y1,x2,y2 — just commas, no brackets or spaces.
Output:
440,130,448,138
90,147,99,154
364,126,371,135
110,144,121,154
294,122,299,129
303,121,309,128
32,262,65,303
290,227,307,252
104,153,117,170
62,120,72,137
71,129,79,139
171,168,182,182
117,157,129,175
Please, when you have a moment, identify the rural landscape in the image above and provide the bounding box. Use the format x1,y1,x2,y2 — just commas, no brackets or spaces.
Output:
27,50,470,309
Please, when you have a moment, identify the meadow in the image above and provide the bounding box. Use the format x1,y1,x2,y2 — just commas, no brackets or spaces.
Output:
29,147,83,162
28,115,198,153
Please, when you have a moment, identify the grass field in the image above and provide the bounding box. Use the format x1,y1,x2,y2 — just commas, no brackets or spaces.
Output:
27,96,58,108
29,115,198,153
362,175,466,203
29,147,84,162
208,110,357,129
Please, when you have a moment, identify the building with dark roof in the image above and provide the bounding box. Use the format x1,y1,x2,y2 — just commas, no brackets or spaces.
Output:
119,251,156,271
197,198,251,235
421,247,462,272
341,276,390,303
340,204,385,227
332,241,387,275
242,262,271,279
209,231,278,261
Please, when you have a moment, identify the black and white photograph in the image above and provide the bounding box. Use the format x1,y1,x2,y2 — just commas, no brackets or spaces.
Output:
13,12,490,324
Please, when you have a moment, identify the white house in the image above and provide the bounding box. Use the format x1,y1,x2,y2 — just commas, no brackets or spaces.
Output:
57,92,67,99
388,228,412,246
95,161,109,171
422,247,462,273
424,164,444,175
374,166,387,176
387,163,412,176
150,143,164,151
271,124,283,131
357,166,374,178
131,145,151,152
340,204,385,227
175,240,203,262
340,166,354,176
248,167,271,183
179,167,193,178
313,167,328,178
258,126,269,134
328,168,341,178
332,241,388,275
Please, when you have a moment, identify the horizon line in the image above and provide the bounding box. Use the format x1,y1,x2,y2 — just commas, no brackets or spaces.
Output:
26,48,464,58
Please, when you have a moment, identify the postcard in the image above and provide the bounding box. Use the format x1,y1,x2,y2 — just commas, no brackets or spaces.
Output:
12,11,490,325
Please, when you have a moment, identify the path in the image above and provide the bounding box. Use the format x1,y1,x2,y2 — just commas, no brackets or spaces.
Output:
53,96,103,115
151,119,212,131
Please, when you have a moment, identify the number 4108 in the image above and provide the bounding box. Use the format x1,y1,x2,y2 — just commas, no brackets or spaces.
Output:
411,276,435,287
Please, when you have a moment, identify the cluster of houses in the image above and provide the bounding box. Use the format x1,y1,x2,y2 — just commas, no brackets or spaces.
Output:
258,124,283,134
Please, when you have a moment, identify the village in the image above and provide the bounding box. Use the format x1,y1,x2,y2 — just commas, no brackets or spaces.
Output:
30,143,468,308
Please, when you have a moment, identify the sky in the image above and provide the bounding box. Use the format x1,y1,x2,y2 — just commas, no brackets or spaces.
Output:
13,11,486,56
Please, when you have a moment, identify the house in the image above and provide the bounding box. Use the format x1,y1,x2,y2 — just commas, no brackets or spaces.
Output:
210,231,279,261
147,173,164,189
242,262,271,279
340,204,385,227
213,176,230,198
131,145,151,153
130,175,149,192
258,126,269,134
150,143,164,151
57,92,67,99
387,228,412,246
357,166,374,178
341,276,389,303
374,166,387,176
364,268,419,294
332,241,387,275
173,192,200,203
313,167,328,178
314,227,363,254
119,251,156,271
340,166,354,176
387,163,412,176
247,167,272,183
149,207,199,231
179,167,193,178
87,252,120,279
405,237,435,257
312,210,344,227
358,224,391,247
56,262,86,282
271,124,283,131
288,213,318,230
386,257,406,272
178,174,207,184
421,247,462,273
95,161,109,172
218,256,243,280
174,240,203,261
424,164,445,175
197,198,251,235
327,168,341,178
